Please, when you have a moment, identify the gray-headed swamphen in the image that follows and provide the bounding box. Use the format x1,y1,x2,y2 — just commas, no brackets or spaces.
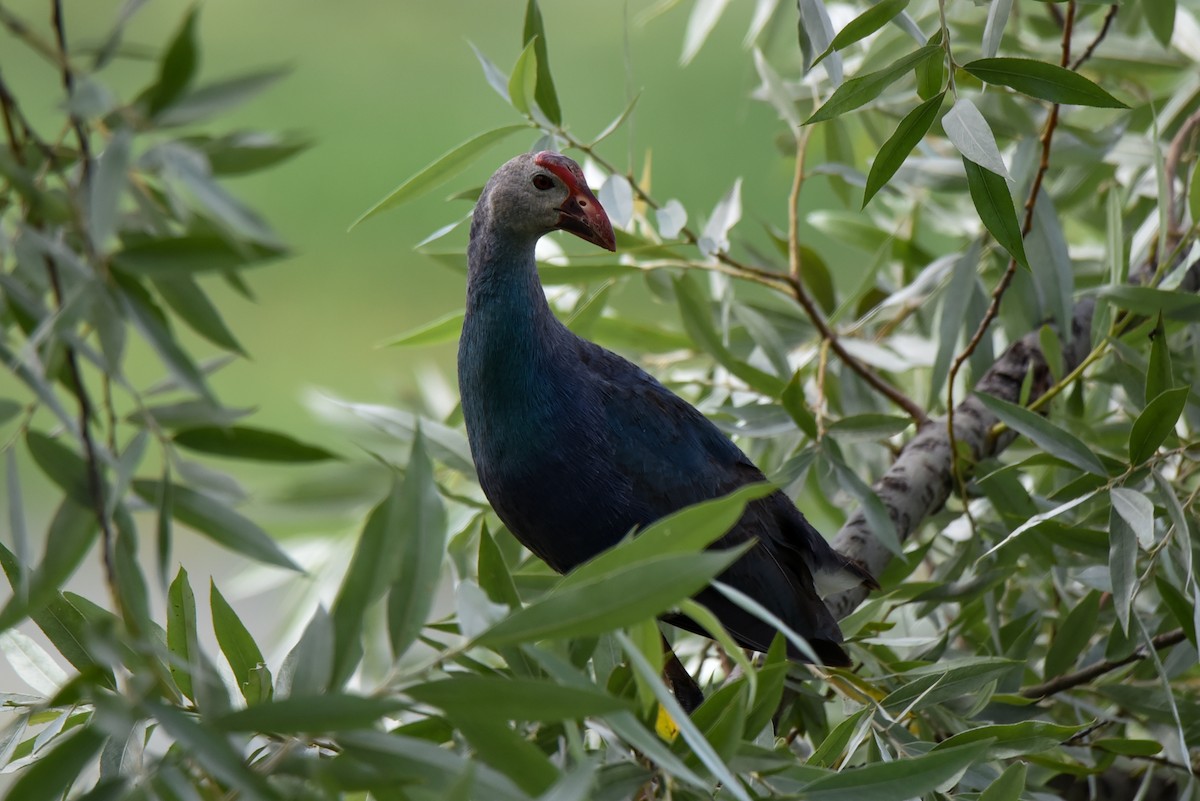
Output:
458,151,876,705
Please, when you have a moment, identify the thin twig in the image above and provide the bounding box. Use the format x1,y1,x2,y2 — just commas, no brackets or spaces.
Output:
51,0,91,188
1164,108,1200,234
1020,628,1188,699
1071,4,1119,71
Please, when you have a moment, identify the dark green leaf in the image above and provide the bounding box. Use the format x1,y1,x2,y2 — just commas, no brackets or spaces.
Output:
522,0,561,124
963,57,1127,108
863,92,944,206
1044,590,1100,677
478,523,522,609
974,392,1106,475
113,275,214,400
407,675,634,721
167,567,199,701
882,659,1018,713
387,429,447,658
820,0,910,63
216,694,405,732
1094,738,1164,756
25,431,92,507
173,426,337,463
805,46,941,124
1156,575,1197,648
131,480,299,571
0,499,97,633
451,715,558,796
145,7,200,115
1144,0,1177,47
382,311,465,348
113,235,286,275
962,158,1029,270
1146,316,1174,401
88,128,132,252
151,274,246,355
802,741,989,800
1109,503,1137,634
916,33,945,99
782,372,819,438
1129,387,1189,464
810,708,871,767
352,125,530,228
186,131,312,175
6,727,107,801
477,549,745,649
277,606,333,697
938,720,1083,758
330,476,403,687
210,581,267,703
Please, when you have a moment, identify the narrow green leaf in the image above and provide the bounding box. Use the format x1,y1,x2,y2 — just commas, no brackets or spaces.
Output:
25,431,92,507
805,45,940,124
963,57,1127,108
810,708,871,767
1109,503,1138,634
6,727,107,801
152,274,246,355
1156,575,1198,647
1043,590,1100,677
145,7,200,115
173,426,337,463
167,567,199,701
1095,737,1164,756
477,549,745,650
688,680,749,765
187,131,312,175
1190,163,1200,225
938,720,1084,758
216,694,404,732
590,92,640,146
1111,487,1154,549
381,311,465,348
477,523,521,609
387,428,447,658
882,659,1018,713
974,392,1106,476
0,499,97,634
823,442,902,555
803,741,990,800
1129,387,1189,464
1098,285,1200,322
522,0,561,124
863,92,944,206
915,32,945,99
451,715,558,796
979,761,1026,801
156,68,290,127
824,0,910,59
407,675,634,721
508,39,539,116
562,483,774,588
351,125,529,228
330,476,403,687
113,235,286,275
88,128,132,252
962,158,1029,270
782,372,819,438
1146,316,1174,401
131,480,299,571
277,606,333,698
210,581,267,703
1144,0,1177,47
113,275,214,400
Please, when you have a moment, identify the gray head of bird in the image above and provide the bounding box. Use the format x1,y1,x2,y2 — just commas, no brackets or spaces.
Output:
476,151,617,252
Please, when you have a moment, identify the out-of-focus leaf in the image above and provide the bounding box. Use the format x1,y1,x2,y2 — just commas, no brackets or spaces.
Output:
167,567,199,701
216,694,404,732
88,128,132,252
782,372,819,438
805,45,940,124
797,0,841,80
1098,285,1200,321
173,426,337,463
329,476,402,687
407,675,634,721
131,480,298,571
974,392,1106,475
754,49,801,129
522,0,561,124
129,399,253,430
0,629,67,695
943,98,1009,178
0,499,97,633
185,131,312,175
113,235,286,275
979,761,1026,801
980,0,1012,58
352,125,529,228
1190,163,1200,224
882,659,1018,713
1044,590,1100,677
863,92,943,206
938,720,1083,758
446,715,558,796
152,274,246,355
25,431,92,508
1109,502,1138,634
277,606,333,698
382,311,464,348
803,741,989,800
1145,0,1177,47
1129,386,1189,464
210,581,267,704
144,7,199,115
682,0,733,65
387,429,447,659
156,68,290,126
962,158,1029,270
5,727,107,801
963,58,1128,108
478,549,745,649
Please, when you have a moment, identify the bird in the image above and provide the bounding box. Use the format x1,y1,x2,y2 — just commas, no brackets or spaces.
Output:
458,150,877,686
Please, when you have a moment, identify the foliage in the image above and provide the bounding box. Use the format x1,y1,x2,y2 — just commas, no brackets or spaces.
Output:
2,0,1200,800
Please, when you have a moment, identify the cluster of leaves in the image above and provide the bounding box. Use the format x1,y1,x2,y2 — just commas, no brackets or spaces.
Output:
2,0,1200,800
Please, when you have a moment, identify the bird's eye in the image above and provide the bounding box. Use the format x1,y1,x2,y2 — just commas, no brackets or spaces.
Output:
532,174,555,191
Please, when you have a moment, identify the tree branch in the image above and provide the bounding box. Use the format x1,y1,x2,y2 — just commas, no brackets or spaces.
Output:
1020,628,1188,699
